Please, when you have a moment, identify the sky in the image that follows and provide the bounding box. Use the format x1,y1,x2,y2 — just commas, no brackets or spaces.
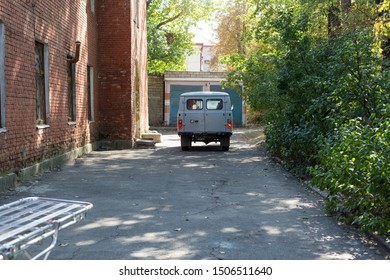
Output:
190,20,218,45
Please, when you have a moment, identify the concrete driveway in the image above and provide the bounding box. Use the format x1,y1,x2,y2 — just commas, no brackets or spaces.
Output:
0,128,388,260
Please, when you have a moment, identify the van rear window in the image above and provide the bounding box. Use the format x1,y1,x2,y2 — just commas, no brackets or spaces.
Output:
206,99,223,110
186,99,203,110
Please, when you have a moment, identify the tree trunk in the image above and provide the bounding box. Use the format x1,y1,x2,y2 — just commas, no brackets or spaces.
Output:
340,0,351,26
328,4,341,38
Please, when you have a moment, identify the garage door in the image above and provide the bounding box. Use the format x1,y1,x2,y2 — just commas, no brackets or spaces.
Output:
169,84,203,126
210,85,242,126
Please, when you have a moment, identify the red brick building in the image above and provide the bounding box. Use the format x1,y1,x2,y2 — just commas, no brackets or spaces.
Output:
0,0,148,189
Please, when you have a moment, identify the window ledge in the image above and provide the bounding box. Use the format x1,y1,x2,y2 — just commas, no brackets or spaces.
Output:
0,128,7,134
36,124,50,130
68,121,77,126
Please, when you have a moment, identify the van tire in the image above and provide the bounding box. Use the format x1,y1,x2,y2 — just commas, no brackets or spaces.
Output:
181,136,191,151
221,136,230,151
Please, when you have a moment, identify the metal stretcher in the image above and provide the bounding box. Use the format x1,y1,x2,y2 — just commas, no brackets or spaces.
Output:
0,197,93,260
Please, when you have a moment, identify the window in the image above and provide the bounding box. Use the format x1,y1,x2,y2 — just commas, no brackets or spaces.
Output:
90,0,95,14
186,99,203,110
0,22,5,130
35,41,49,126
206,99,223,110
132,0,139,27
87,66,94,122
67,59,76,122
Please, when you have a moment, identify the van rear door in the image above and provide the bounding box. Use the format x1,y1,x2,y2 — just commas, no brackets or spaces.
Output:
204,97,227,132
183,96,205,132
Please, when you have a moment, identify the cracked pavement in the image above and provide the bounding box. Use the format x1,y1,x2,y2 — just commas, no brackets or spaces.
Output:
0,128,388,260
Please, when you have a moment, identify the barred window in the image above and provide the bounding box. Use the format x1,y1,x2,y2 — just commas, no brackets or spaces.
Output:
67,60,76,122
0,23,5,130
35,41,49,126
87,66,94,122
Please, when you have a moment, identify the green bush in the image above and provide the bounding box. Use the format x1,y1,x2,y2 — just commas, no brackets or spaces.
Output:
310,111,390,234
264,26,390,234
223,4,390,234
306,31,390,235
265,118,321,173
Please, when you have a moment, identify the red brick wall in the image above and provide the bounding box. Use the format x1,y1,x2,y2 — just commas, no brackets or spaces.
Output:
0,0,148,176
97,0,148,142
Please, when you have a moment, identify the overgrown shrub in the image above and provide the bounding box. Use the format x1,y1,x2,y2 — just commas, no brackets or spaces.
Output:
307,31,390,235
265,25,390,234
310,111,390,234
265,118,321,173
224,3,390,234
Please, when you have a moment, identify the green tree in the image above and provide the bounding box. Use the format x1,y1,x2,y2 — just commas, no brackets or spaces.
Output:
221,0,390,234
374,0,390,60
213,1,251,60
147,0,217,75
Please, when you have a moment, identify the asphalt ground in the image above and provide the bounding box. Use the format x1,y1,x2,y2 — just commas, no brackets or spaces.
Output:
0,128,389,260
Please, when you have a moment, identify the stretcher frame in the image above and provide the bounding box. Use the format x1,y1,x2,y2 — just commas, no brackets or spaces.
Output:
0,197,93,260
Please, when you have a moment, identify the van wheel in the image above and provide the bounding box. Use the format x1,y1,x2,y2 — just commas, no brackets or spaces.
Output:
181,136,191,151
221,137,230,151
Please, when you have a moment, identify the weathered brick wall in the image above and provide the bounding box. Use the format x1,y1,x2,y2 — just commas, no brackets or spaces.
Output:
0,0,149,179
0,0,100,175
97,0,132,141
148,75,164,126
97,0,148,141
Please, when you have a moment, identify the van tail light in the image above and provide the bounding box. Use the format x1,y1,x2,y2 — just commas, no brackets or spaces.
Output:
178,119,183,131
227,119,232,130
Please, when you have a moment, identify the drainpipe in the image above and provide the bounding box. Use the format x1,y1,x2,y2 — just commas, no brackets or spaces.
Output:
68,41,81,63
